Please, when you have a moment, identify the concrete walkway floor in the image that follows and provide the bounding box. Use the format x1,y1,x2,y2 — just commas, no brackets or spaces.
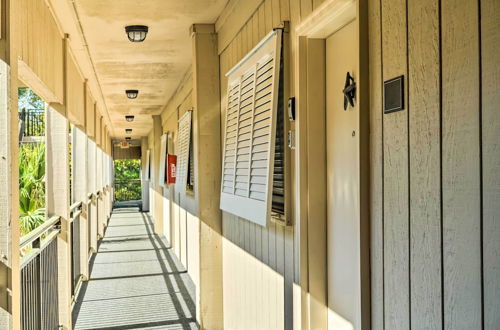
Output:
73,207,198,330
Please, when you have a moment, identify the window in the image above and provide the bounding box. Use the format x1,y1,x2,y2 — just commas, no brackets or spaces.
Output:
220,29,287,227
175,110,192,194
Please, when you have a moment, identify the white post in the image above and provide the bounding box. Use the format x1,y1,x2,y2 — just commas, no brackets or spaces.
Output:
73,127,89,280
46,105,72,329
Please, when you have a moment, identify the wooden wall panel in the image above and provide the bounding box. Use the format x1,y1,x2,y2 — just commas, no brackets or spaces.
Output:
442,0,482,328
481,0,500,327
370,0,500,328
95,108,102,146
381,0,409,328
112,146,141,160
66,50,85,127
408,0,442,328
17,0,64,102
218,1,295,329
368,0,383,328
86,87,96,137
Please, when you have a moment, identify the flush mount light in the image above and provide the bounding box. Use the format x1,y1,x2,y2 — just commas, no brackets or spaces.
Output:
125,137,131,141
125,115,135,122
125,129,133,134
126,90,139,99
125,25,149,42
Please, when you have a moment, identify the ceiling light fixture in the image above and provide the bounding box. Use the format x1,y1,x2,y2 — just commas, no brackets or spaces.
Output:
125,25,149,42
125,129,132,134
125,115,135,122
126,90,139,99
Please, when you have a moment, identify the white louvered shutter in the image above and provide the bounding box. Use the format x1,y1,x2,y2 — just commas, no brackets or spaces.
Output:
175,110,192,194
220,29,282,226
144,150,151,181
159,133,168,187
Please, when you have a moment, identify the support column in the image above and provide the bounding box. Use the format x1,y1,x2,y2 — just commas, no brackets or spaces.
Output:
87,139,98,252
73,127,89,279
152,115,164,235
191,24,223,329
96,147,104,237
46,105,72,329
141,137,150,212
0,1,20,328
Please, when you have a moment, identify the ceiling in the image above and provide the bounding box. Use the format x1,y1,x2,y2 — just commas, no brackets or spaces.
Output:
70,0,228,139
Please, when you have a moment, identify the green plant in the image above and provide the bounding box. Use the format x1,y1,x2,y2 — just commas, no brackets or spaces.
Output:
19,143,46,236
114,159,141,201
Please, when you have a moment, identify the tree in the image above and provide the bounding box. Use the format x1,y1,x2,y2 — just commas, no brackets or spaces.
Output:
114,159,141,201
18,88,44,110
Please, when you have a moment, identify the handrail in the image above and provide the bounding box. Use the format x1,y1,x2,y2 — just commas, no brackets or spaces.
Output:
70,201,83,213
20,216,61,250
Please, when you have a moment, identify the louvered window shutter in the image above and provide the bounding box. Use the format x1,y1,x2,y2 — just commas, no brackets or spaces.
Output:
220,29,283,226
144,150,151,181
175,110,192,194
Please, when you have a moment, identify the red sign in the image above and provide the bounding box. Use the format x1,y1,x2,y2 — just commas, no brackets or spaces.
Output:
166,154,177,184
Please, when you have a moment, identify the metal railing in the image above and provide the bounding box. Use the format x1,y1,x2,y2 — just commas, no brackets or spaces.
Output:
19,109,45,138
20,188,109,329
70,201,83,297
20,216,61,330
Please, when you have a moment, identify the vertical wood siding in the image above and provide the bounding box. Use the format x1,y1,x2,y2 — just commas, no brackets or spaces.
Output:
481,0,500,328
369,0,500,328
17,0,64,102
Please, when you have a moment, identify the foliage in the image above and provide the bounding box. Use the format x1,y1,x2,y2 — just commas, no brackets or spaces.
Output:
114,159,141,201
19,143,46,236
18,88,45,111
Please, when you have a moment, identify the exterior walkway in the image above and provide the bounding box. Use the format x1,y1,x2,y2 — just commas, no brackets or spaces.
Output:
73,207,198,330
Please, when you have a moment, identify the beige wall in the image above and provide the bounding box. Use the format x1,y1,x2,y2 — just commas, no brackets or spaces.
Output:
369,0,500,328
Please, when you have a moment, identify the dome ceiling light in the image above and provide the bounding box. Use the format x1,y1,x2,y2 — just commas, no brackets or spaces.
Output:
125,115,135,122
125,129,133,134
126,90,139,99
125,25,149,42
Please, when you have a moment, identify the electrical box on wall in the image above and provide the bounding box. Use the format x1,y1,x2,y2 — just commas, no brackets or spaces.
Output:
384,75,404,114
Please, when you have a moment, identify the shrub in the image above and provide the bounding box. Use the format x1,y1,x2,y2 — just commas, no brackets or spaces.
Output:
19,143,46,236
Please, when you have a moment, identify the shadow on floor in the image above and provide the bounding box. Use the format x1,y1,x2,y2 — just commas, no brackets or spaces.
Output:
72,209,198,330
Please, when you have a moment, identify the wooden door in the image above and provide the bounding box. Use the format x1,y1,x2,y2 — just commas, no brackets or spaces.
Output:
325,20,361,329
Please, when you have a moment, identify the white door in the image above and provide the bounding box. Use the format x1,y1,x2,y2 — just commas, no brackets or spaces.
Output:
325,20,360,330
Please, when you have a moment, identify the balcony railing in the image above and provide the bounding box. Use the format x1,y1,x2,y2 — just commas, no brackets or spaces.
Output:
20,216,61,330
19,109,45,139
20,186,112,330
70,201,83,298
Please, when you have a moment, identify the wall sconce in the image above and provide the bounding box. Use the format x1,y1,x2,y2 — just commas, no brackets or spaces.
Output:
125,115,135,122
125,129,132,134
125,25,148,42
126,90,139,99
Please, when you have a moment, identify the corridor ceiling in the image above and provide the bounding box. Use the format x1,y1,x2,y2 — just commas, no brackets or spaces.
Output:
51,0,228,138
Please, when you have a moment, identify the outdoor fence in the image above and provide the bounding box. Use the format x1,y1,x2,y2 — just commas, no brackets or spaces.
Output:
19,186,113,330
20,216,61,330
19,109,45,139
70,201,83,297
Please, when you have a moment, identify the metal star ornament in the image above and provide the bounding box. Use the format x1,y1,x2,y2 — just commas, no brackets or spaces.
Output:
343,72,356,110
